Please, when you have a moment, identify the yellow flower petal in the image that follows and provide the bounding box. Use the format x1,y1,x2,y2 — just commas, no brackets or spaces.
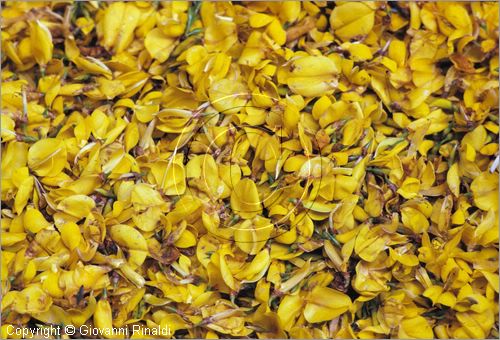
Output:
304,286,352,323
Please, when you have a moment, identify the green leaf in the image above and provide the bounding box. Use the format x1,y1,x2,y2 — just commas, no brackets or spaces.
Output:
185,1,202,37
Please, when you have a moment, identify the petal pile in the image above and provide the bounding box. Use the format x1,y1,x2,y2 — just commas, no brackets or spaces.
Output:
1,1,499,339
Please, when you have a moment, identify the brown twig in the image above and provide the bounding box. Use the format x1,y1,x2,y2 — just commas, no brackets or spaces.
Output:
286,17,316,43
